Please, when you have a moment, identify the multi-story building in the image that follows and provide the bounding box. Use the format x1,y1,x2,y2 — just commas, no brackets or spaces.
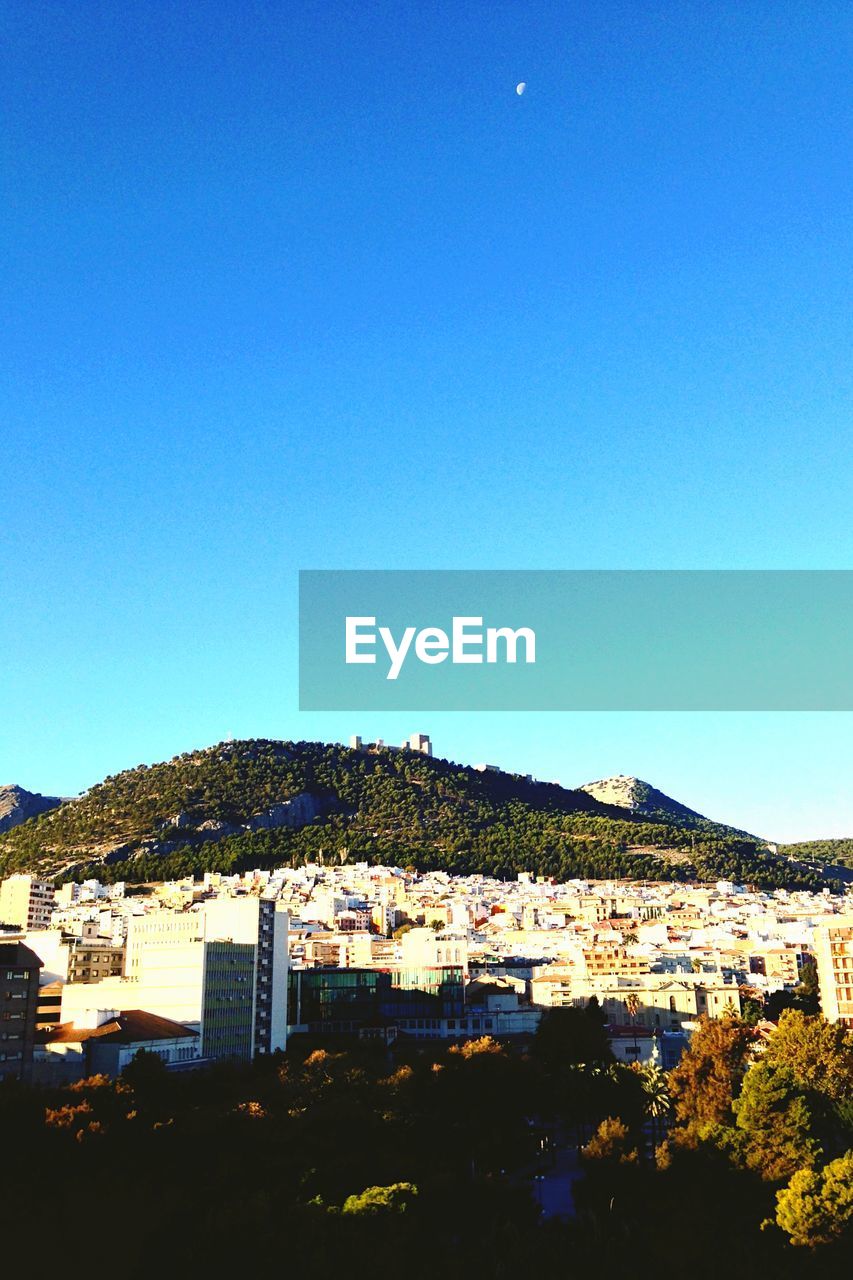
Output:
814,916,853,1024
747,946,802,985
289,964,465,1040
59,895,288,1061
0,874,55,930
0,941,42,1082
23,925,125,985
530,970,741,1031
582,945,648,978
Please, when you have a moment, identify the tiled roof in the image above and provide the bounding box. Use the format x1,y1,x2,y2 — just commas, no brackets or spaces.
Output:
39,1009,198,1045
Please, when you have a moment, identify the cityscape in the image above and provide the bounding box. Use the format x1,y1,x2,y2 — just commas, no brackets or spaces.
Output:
2,734,853,1269
4,2,853,1273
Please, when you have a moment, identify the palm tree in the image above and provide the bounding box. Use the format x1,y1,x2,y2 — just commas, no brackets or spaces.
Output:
639,1063,671,1148
625,992,641,1058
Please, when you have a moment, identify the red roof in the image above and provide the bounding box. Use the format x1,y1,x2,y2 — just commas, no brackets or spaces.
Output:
38,1010,198,1045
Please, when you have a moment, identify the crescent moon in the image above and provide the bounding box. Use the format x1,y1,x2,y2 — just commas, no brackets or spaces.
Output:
516,82,526,96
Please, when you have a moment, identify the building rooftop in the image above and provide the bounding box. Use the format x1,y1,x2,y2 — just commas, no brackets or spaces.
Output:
38,1009,199,1045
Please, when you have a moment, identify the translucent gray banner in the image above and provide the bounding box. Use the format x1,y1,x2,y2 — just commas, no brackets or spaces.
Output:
299,570,853,711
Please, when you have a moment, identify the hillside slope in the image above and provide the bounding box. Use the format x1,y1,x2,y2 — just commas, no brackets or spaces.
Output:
579,775,756,839
0,739,823,891
778,838,853,871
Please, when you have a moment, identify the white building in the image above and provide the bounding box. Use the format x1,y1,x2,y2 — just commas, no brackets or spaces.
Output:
60,895,288,1061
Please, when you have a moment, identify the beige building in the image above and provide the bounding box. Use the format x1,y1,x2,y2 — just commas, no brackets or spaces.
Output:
754,946,802,985
61,896,289,1060
24,924,124,986
582,945,648,978
814,916,853,1024
0,874,55,930
531,970,741,1031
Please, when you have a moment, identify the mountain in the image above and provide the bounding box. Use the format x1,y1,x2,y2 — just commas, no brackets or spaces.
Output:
579,776,756,839
0,739,825,891
0,785,62,835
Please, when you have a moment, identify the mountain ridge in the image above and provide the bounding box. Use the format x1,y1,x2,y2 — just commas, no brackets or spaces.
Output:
0,739,824,891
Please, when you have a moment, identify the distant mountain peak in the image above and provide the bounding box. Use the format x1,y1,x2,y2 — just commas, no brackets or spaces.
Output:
579,776,658,811
0,785,63,835
578,775,756,840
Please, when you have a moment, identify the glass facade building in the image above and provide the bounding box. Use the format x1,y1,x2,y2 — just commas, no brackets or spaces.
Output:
289,965,464,1035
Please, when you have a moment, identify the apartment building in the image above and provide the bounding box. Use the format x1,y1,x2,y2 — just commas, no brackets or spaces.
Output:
0,941,42,1082
59,895,288,1061
0,874,55,930
814,916,853,1024
23,925,124,985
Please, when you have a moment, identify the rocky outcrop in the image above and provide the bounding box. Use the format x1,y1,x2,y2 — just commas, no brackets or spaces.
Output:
100,792,335,866
579,776,657,813
0,785,63,835
244,793,328,832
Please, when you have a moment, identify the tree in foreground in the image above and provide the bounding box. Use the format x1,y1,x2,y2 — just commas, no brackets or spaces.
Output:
762,1009,853,1104
639,1063,671,1146
532,1003,613,1071
668,1015,754,1136
341,1184,419,1216
774,1150,853,1248
733,1061,820,1183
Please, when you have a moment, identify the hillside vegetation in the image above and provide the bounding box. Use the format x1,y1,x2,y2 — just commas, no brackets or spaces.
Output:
778,839,853,870
0,739,826,890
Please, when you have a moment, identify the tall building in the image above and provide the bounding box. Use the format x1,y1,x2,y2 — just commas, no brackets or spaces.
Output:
60,895,288,1061
814,916,853,1024
0,874,55,930
0,941,42,1082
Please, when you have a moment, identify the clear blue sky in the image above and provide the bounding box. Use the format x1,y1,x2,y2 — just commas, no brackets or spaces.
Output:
2,2,852,840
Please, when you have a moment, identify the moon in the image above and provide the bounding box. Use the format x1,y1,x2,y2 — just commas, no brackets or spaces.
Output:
516,82,526,96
